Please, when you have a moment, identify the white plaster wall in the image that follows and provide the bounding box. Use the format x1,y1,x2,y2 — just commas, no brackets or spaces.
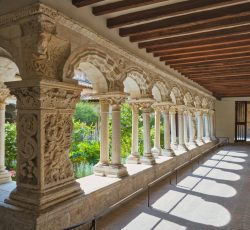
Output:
215,97,250,143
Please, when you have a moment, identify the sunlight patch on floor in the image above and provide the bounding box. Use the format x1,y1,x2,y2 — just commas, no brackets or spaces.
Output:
170,194,231,227
121,213,160,230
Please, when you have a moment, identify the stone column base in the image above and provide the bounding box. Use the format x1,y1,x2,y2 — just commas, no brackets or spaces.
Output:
126,154,140,164
0,170,11,184
106,164,128,178
93,163,109,176
140,154,156,165
162,149,175,157
151,147,161,156
178,144,188,152
5,181,83,212
196,139,204,146
203,137,211,143
171,143,178,150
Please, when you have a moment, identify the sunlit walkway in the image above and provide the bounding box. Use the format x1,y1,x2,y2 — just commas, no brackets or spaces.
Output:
97,144,250,230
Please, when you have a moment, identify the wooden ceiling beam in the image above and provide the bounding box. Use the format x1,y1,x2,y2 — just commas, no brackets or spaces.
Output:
147,34,250,52
92,0,167,16
139,24,250,49
130,15,250,42
181,69,250,75
107,0,242,28
171,61,250,69
72,0,104,7
153,40,250,57
120,3,250,37
163,53,250,65
170,58,250,68
158,46,250,60
188,73,250,78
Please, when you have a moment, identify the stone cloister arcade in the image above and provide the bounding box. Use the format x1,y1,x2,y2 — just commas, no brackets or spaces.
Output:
0,3,218,229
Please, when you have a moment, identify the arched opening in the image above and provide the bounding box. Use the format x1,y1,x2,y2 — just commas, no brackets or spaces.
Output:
0,50,21,183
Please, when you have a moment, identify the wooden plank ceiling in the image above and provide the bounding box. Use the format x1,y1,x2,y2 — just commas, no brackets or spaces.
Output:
72,0,250,98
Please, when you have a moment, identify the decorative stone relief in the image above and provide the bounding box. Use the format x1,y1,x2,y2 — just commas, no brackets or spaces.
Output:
18,113,38,185
43,111,74,186
19,17,70,80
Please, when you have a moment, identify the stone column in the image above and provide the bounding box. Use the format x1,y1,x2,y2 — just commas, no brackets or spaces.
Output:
162,108,175,157
177,107,188,151
210,110,216,140
196,110,204,145
151,106,161,156
0,87,11,184
170,107,177,150
204,111,211,142
188,111,197,147
94,101,110,176
5,80,83,211
183,111,189,145
126,103,140,164
140,100,155,165
107,94,128,178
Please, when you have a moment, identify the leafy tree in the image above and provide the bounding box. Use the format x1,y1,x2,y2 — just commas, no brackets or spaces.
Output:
74,102,98,125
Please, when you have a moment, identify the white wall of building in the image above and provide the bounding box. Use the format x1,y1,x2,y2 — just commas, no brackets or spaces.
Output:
215,97,250,143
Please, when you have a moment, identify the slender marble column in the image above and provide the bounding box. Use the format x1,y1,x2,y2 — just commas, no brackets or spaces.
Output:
162,109,175,156
188,111,197,147
126,104,140,164
170,107,177,149
204,111,211,142
94,101,109,176
178,108,188,151
210,110,216,140
183,111,189,144
196,110,204,145
141,104,155,165
0,102,11,184
108,102,128,177
151,108,161,155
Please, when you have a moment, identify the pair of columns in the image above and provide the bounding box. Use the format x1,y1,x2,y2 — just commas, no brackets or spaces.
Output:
0,87,11,184
94,93,128,178
126,99,156,165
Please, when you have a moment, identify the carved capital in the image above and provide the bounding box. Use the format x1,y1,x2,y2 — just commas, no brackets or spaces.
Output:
6,80,81,110
18,16,70,80
0,82,10,104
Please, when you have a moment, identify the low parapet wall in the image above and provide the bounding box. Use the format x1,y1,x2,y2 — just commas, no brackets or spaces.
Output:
0,140,224,230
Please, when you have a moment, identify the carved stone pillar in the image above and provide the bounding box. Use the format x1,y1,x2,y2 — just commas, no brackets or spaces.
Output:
126,103,140,164
188,111,197,147
162,107,175,157
140,99,155,165
196,110,204,145
151,105,161,156
170,107,177,149
94,101,109,176
106,94,128,178
177,107,188,151
0,86,11,184
4,80,83,211
204,111,211,142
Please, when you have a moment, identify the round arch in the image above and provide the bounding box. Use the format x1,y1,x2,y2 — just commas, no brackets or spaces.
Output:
63,46,122,93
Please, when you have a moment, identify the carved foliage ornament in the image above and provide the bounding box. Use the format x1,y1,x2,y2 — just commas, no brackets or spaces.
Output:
18,113,38,185
13,86,80,109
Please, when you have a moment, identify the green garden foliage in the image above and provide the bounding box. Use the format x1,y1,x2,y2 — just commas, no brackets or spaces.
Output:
5,122,17,170
73,101,98,125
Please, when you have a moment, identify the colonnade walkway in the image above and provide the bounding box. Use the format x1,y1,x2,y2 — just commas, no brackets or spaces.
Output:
97,144,250,230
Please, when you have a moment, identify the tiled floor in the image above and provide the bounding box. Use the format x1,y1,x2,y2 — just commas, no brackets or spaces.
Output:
96,144,250,230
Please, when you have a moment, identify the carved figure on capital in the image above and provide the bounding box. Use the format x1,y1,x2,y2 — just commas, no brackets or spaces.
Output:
19,17,70,80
